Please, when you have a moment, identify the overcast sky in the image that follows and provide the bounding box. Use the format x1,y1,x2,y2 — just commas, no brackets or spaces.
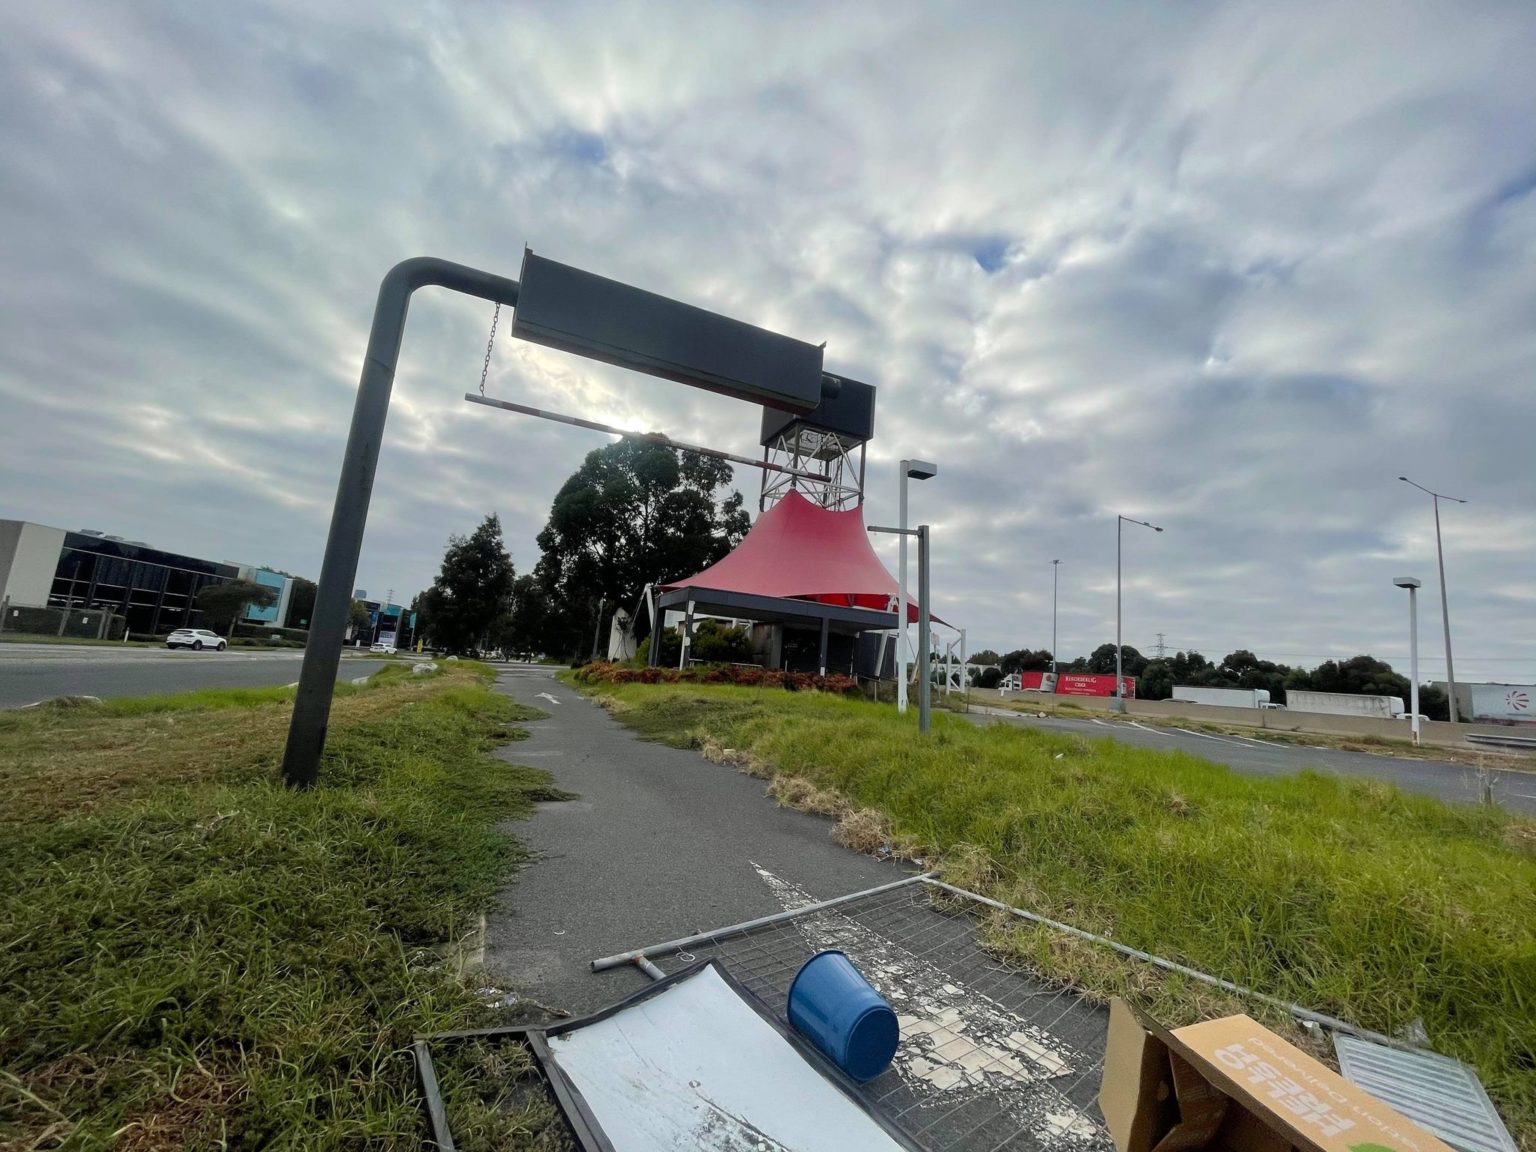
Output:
2,1,1533,679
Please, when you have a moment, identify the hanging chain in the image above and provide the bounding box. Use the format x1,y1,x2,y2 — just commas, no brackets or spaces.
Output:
478,302,500,397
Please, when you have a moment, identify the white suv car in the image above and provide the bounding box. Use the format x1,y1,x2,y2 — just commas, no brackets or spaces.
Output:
166,628,227,651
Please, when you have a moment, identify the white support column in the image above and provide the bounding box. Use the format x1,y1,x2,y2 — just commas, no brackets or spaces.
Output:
680,599,695,669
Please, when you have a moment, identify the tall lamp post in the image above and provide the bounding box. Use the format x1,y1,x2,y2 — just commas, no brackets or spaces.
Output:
1393,576,1422,745
1050,559,1060,676
1398,476,1467,722
1115,515,1163,714
896,459,938,714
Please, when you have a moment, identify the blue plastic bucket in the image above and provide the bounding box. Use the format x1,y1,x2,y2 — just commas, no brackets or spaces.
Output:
787,950,900,1081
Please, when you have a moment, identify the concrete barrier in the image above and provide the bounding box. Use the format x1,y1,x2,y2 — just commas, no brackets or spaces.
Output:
993,691,1525,752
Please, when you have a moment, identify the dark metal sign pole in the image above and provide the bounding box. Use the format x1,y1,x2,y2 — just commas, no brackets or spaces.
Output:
282,258,522,788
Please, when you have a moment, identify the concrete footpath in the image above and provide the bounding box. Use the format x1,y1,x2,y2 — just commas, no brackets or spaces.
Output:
482,665,910,1015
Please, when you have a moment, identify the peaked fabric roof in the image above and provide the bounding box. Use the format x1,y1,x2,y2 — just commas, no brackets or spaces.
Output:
662,489,925,623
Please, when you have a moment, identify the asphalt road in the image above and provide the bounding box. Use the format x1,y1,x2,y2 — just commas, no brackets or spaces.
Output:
967,704,1536,815
0,642,387,708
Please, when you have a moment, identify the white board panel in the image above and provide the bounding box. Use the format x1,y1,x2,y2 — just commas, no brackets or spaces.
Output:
548,964,907,1152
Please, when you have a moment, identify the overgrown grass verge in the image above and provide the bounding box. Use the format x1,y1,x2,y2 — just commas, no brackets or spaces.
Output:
586,681,1536,1148
1,665,570,1150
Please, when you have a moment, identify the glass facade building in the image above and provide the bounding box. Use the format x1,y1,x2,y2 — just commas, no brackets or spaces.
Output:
49,532,239,635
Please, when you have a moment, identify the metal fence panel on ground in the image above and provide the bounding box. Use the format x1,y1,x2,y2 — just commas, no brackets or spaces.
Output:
616,877,1113,1152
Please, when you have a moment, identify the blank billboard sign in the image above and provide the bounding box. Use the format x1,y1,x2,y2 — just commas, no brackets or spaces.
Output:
512,251,826,413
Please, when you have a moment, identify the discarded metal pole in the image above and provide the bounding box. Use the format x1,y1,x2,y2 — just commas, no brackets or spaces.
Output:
281,258,522,788
921,878,1412,1049
465,394,830,482
590,873,934,971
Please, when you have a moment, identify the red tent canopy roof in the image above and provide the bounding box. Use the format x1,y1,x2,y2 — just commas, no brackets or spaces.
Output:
662,490,926,623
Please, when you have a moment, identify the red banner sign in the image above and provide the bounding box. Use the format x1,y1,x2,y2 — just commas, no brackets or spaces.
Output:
1054,673,1136,698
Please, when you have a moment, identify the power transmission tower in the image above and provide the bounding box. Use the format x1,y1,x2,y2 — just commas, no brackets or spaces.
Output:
1155,632,1166,660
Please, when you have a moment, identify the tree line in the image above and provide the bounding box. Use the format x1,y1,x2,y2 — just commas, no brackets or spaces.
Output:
409,438,749,662
967,645,1451,719
405,441,1451,720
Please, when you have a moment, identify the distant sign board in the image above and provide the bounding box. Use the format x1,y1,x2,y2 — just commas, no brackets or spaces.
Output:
513,252,826,413
1008,671,1126,696
1056,673,1136,698
1470,683,1536,726
760,375,876,445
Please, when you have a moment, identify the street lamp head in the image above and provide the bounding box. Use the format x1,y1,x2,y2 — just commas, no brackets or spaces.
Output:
1393,576,1422,589
903,459,938,481
1153,526,1164,533
1399,475,1468,503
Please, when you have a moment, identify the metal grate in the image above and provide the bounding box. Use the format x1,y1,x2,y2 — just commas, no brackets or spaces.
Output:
638,871,1113,1152
1334,1034,1517,1152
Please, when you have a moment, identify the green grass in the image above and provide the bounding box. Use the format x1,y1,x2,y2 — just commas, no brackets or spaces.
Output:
590,681,1536,1147
1,665,570,1150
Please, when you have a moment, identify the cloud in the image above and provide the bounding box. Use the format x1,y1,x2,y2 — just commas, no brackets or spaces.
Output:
1,0,1533,681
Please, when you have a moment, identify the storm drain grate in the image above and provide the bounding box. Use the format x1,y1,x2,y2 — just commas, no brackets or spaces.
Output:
1333,1033,1516,1152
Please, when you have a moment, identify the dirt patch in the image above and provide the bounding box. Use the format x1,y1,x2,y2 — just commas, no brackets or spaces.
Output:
116,1065,238,1152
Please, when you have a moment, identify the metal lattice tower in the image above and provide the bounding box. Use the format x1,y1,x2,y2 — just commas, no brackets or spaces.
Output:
757,376,876,511
759,425,867,511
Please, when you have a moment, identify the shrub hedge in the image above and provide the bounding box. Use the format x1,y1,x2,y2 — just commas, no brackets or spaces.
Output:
574,660,858,695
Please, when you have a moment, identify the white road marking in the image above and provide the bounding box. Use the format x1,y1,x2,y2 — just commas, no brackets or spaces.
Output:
536,692,562,705
1089,718,1113,727
1129,721,1173,737
1173,727,1256,748
1240,735,1295,748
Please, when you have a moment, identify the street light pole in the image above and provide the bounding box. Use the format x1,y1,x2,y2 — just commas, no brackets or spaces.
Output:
1114,516,1163,714
1398,476,1467,723
1051,559,1060,676
1394,576,1422,745
896,459,937,714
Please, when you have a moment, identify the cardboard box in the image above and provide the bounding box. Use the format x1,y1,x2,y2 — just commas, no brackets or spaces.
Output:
1100,1000,1457,1152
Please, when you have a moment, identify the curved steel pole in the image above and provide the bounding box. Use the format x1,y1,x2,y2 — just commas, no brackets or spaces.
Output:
281,258,522,787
